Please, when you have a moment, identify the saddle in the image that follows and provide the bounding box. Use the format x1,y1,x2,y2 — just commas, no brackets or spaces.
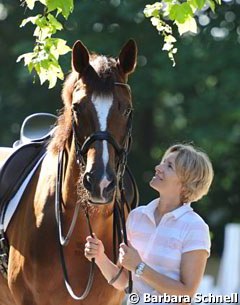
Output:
0,113,57,277
0,113,57,220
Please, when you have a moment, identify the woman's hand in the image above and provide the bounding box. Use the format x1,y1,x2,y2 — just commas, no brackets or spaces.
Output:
84,233,105,264
119,241,142,272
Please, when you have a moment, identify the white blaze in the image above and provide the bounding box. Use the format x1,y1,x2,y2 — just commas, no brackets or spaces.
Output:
92,94,113,197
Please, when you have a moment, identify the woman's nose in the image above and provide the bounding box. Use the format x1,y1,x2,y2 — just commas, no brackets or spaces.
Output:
155,163,163,172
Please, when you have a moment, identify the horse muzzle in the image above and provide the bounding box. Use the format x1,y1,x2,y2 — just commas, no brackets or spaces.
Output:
83,172,116,205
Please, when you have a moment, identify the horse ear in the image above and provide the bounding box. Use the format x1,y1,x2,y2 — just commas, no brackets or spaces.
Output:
72,40,90,74
118,39,137,75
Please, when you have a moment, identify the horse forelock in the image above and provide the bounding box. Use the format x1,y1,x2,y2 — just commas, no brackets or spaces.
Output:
90,54,117,78
81,54,118,94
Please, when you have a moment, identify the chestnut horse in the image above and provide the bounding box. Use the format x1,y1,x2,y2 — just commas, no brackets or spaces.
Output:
0,39,137,305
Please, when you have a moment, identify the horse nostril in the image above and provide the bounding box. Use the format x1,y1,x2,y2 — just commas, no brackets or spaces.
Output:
105,178,116,194
83,173,92,191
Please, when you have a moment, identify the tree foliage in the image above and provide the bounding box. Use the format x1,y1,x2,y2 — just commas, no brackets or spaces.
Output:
18,0,221,87
17,0,73,88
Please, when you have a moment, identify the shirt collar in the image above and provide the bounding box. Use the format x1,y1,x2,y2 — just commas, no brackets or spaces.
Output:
170,203,193,219
143,198,193,223
142,198,159,224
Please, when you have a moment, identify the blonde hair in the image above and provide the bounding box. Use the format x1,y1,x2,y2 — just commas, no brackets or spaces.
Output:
163,144,214,203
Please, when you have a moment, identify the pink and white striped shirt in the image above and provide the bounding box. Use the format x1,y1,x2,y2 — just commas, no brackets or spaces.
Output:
126,198,211,298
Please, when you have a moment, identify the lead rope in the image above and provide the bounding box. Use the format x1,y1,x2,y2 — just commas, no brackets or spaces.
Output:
107,116,134,292
55,150,95,300
108,180,133,293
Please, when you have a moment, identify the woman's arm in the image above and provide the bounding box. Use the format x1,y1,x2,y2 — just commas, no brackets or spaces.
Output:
85,234,128,291
139,250,208,297
120,242,208,297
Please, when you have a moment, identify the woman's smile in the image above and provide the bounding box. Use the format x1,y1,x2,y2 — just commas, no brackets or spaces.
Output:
152,173,163,181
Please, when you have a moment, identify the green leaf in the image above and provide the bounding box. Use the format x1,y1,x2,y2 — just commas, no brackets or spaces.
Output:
28,62,34,73
176,16,197,35
40,59,51,70
54,39,71,55
34,26,51,39
25,0,38,10
168,51,176,67
207,0,216,12
20,15,40,27
169,3,193,24
151,16,161,27
47,14,63,31
38,67,49,85
195,0,206,9
165,35,177,44
46,0,74,19
35,16,47,28
32,14,63,39
189,0,206,10
143,3,162,18
34,63,41,74
48,73,58,89
16,52,35,65
47,64,64,88
32,49,48,63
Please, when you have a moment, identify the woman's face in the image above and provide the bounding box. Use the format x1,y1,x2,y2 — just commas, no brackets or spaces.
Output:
150,151,182,197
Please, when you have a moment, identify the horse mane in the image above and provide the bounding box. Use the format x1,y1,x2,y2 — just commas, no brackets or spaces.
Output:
48,54,119,155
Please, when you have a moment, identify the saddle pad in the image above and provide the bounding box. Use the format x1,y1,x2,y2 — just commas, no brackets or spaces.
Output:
0,142,47,208
2,153,46,231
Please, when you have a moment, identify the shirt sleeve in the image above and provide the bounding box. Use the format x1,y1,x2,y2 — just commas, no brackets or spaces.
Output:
182,221,211,257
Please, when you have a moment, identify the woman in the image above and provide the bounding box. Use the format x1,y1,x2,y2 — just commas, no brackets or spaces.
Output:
84,144,214,304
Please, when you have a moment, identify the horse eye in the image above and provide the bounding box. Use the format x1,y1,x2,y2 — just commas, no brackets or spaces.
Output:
123,108,132,117
72,104,81,114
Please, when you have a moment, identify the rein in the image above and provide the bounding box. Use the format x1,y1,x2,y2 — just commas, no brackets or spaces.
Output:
55,150,95,300
55,82,135,300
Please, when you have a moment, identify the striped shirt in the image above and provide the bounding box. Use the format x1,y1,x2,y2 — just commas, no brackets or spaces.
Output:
126,198,211,302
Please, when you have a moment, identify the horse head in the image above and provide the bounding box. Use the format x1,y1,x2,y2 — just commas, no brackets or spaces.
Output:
60,40,137,205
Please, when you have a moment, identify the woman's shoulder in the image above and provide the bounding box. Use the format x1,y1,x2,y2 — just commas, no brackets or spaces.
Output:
181,209,211,255
184,209,209,230
126,205,147,232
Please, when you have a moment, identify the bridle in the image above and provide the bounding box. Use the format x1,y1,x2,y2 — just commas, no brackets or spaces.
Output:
73,82,132,169
55,82,136,300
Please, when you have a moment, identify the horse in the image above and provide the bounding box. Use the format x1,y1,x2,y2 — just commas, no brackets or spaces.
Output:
0,39,137,305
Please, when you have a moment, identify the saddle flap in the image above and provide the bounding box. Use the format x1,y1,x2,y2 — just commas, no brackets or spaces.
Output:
0,142,46,206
